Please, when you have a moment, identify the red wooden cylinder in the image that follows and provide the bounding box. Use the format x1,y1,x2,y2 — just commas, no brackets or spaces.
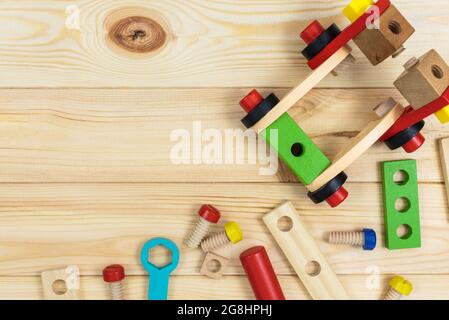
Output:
403,133,425,153
300,20,325,44
240,246,286,300
240,89,264,113
326,186,349,208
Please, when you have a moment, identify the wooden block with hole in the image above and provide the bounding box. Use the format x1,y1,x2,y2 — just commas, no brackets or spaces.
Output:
394,49,449,123
41,266,81,300
352,4,415,65
200,253,229,280
263,202,350,300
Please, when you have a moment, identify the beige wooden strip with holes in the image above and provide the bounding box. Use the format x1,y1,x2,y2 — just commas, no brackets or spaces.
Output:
263,202,350,300
252,46,352,132
439,138,449,206
307,101,404,192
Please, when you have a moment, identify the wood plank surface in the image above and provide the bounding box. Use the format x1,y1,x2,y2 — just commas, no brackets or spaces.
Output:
0,0,448,88
0,88,447,183
0,275,447,300
1,0,449,300
0,182,447,276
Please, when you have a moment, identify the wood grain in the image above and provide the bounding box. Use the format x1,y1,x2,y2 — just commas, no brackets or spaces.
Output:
0,88,448,183
0,182,448,276
0,0,448,87
0,275,447,300
1,0,449,300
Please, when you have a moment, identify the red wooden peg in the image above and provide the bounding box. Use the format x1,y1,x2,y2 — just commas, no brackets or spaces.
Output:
240,246,286,300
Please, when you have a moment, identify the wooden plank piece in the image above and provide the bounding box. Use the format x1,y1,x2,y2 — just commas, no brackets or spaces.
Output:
440,138,449,206
263,202,350,300
307,100,404,192
252,46,352,132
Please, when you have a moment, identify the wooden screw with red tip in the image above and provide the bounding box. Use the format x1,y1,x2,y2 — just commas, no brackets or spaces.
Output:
103,264,126,300
185,205,222,249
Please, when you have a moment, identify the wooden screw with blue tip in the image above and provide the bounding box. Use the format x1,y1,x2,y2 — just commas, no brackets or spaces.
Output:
328,229,377,251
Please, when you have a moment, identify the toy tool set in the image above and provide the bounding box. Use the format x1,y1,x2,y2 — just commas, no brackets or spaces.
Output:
33,0,449,300
239,0,449,208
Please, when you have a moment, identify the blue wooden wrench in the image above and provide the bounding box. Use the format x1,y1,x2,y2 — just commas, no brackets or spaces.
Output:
140,238,180,300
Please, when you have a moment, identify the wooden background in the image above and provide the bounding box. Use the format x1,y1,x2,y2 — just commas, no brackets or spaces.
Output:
1,0,449,300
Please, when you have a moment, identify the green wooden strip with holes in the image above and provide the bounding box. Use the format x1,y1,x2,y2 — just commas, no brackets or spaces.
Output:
382,160,421,250
261,113,330,185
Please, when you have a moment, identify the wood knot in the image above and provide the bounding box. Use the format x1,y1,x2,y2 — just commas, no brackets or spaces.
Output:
109,16,166,53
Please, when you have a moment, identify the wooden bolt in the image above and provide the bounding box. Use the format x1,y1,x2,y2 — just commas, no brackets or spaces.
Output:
185,205,221,249
384,276,413,300
394,49,449,123
200,222,243,252
351,5,415,65
328,229,377,251
103,265,125,300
